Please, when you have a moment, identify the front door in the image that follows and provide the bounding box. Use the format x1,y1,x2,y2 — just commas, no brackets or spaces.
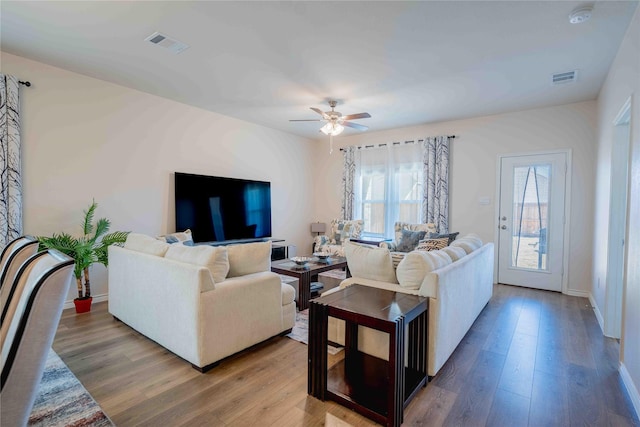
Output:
497,152,567,291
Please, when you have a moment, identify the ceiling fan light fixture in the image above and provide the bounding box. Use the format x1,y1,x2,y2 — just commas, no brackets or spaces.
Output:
320,122,344,136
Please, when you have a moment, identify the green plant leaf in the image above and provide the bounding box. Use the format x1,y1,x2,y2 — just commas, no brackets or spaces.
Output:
82,200,98,236
92,218,111,241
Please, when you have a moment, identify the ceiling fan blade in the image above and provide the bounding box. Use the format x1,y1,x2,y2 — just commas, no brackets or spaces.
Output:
341,112,371,121
343,121,369,131
289,119,322,122
310,107,328,118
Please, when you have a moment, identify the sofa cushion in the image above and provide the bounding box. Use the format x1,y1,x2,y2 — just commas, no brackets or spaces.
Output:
157,229,193,244
441,246,467,262
395,250,451,290
125,233,170,256
396,229,427,252
165,244,229,283
226,241,271,278
451,235,483,254
344,242,397,284
415,237,449,252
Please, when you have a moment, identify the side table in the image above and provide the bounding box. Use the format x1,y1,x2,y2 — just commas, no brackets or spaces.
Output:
308,285,428,427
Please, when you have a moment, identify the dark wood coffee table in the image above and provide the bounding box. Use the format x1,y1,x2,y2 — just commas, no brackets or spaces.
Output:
308,285,428,427
271,256,349,311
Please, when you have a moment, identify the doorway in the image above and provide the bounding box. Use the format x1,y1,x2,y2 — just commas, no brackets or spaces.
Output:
497,152,568,291
604,97,631,338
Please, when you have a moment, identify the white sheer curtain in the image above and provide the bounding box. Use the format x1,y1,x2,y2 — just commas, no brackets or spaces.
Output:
353,143,423,238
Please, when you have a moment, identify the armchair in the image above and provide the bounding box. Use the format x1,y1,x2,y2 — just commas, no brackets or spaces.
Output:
313,219,364,257
1,249,74,427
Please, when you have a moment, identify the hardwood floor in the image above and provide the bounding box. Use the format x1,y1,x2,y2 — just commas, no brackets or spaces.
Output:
52,284,639,426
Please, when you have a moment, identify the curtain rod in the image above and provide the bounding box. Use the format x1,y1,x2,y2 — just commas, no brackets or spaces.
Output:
339,135,456,152
19,81,31,87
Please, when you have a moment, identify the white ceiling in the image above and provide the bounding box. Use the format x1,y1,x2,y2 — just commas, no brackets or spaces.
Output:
1,1,637,140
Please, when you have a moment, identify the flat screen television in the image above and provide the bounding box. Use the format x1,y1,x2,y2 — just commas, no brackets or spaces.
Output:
175,172,272,243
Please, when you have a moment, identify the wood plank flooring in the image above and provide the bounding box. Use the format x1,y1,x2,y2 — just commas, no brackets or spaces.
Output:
52,284,639,426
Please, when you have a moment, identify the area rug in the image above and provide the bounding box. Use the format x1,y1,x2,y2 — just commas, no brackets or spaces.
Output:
28,349,114,427
287,309,343,355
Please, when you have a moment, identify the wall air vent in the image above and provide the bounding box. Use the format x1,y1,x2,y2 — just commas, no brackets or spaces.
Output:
144,32,189,54
552,70,578,85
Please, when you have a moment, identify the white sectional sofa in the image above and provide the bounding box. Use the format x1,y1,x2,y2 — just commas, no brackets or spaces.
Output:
326,235,494,376
108,234,296,372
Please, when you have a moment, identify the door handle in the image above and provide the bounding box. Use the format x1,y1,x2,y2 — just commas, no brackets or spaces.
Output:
501,225,507,230
501,216,507,221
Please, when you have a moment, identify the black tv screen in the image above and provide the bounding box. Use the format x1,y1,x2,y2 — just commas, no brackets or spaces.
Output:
175,172,272,243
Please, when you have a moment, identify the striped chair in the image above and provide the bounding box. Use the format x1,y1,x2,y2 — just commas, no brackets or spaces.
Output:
0,249,74,427
0,236,39,316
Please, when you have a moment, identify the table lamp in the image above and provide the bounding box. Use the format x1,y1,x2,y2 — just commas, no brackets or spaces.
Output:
311,222,326,236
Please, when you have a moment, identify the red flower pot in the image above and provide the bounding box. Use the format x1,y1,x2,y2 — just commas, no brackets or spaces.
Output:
74,297,93,314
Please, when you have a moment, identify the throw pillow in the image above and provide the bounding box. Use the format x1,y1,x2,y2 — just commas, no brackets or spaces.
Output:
451,235,483,254
157,229,193,244
165,244,229,283
415,237,448,252
344,242,398,284
125,233,171,256
441,246,466,262
390,252,406,269
427,231,460,245
226,241,271,277
396,229,427,252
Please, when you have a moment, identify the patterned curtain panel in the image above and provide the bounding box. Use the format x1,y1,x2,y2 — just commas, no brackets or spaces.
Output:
421,136,450,233
0,75,23,248
340,146,356,220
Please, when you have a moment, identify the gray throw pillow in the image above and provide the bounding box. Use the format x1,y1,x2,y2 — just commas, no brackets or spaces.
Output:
396,229,427,252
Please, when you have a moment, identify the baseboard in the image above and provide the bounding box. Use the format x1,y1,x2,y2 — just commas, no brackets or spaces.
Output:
588,293,605,334
620,362,640,420
565,288,589,298
63,293,108,310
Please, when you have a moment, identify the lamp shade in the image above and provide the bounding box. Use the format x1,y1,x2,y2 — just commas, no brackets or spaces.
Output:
311,222,326,233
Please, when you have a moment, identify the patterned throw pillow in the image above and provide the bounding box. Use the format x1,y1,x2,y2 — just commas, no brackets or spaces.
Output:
157,229,193,245
396,229,427,252
390,252,406,269
427,231,460,245
415,237,449,252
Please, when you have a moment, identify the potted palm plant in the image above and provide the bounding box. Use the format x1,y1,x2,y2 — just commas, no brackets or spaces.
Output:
38,200,129,313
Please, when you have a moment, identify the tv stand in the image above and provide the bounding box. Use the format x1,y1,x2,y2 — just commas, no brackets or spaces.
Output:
196,237,283,247
194,238,288,261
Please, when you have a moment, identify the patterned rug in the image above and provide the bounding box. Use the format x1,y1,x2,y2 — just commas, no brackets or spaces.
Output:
28,349,114,427
286,309,343,355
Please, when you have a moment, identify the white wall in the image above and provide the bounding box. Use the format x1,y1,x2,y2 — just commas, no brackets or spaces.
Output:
312,101,598,295
2,52,317,305
594,7,640,414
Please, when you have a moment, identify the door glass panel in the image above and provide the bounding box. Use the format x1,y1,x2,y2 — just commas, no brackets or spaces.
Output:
511,164,550,270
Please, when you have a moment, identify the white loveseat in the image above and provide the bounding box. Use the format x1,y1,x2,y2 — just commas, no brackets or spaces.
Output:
108,234,296,372
327,235,494,376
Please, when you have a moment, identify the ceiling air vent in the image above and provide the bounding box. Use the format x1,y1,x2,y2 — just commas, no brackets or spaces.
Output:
552,70,578,85
144,32,189,54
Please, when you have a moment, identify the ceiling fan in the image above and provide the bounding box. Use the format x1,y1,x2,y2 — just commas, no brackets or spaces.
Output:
290,100,371,137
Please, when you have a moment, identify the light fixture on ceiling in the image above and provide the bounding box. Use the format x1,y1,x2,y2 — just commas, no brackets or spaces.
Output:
569,5,593,24
320,121,345,136
289,100,371,154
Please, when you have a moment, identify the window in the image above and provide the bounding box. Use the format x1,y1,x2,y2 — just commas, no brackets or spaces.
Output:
353,143,423,238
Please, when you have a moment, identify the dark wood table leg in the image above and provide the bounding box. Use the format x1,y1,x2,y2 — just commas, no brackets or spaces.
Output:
308,300,328,399
298,270,311,311
386,316,404,427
